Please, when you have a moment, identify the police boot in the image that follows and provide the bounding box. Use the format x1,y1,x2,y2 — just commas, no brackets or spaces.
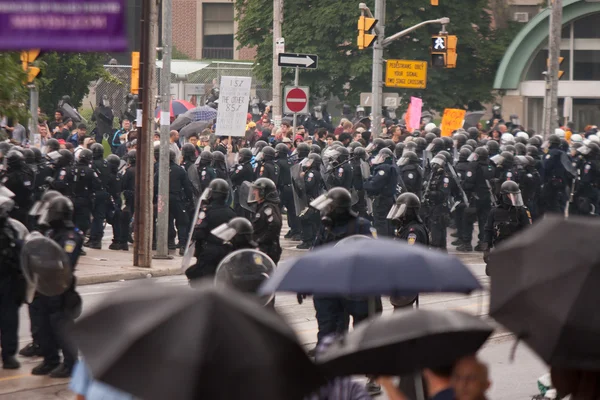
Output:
296,242,311,250
474,242,488,252
2,356,20,370
32,361,60,376
284,230,294,239
120,242,129,251
178,247,185,256
85,241,102,250
109,242,121,251
451,239,463,246
49,363,73,379
456,243,473,252
19,342,41,357
168,242,177,250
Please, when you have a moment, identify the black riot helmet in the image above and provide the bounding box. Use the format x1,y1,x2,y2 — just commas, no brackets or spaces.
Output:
387,192,421,222
467,127,479,140
204,178,230,205
46,138,60,153
368,138,385,153
500,180,523,207
394,142,405,159
199,150,213,166
466,139,478,149
454,133,468,148
335,146,350,163
398,150,419,166
438,150,452,164
31,147,42,163
29,190,61,218
211,217,256,249
38,196,74,228
461,144,474,153
57,149,74,167
348,142,362,153
182,143,197,161
310,187,354,220
459,147,472,161
528,136,543,148
468,146,489,162
261,146,276,161
22,148,35,165
0,196,14,221
426,138,444,154
383,139,395,151
559,139,569,152
503,144,516,155
127,150,137,166
414,137,427,153
500,151,514,167
212,150,226,167
310,144,322,154
249,178,279,203
78,149,93,165
431,127,442,136
353,147,367,161
486,140,500,156
548,134,561,147
514,142,527,156
404,141,417,152
5,150,24,168
525,155,537,168
306,153,322,169
238,148,253,164
372,147,394,165
275,143,289,158
251,140,268,156
526,145,539,158
425,132,437,144
106,154,121,174
169,149,177,163
441,136,453,151
296,143,310,159
91,143,104,160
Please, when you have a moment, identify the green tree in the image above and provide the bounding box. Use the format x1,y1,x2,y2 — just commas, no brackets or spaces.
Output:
37,53,108,115
235,0,520,111
0,53,29,122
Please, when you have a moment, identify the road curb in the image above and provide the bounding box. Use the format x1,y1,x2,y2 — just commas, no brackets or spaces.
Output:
77,267,183,286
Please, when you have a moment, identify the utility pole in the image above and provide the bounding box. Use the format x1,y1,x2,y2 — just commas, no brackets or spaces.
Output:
545,0,563,138
272,0,283,127
134,0,158,268
155,0,172,260
371,0,385,138
29,85,38,136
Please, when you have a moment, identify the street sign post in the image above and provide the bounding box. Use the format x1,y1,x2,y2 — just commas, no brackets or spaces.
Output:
385,60,428,89
284,86,309,115
278,53,318,69
360,92,400,108
216,76,252,137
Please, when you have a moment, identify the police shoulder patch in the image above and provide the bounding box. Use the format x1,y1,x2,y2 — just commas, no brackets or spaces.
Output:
407,233,417,245
268,216,273,222
264,207,272,216
378,170,385,176
443,177,449,183
370,227,378,238
545,154,551,159
237,165,243,171
507,172,513,178
308,172,314,178
467,171,472,177
255,212,261,219
198,211,206,221
408,173,414,179
64,240,77,254
201,170,206,176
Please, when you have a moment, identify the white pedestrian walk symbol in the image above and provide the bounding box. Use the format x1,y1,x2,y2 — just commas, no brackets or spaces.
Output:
434,37,446,50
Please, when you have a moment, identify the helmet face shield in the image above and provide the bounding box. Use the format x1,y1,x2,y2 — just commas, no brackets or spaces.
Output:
490,154,504,165
506,192,524,207
254,152,264,162
398,156,410,166
386,203,407,220
310,194,333,212
425,143,435,152
211,224,237,242
248,187,261,204
467,153,479,162
200,188,212,203
372,153,386,165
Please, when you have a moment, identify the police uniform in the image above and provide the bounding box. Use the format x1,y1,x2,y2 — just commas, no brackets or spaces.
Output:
398,164,423,199
159,161,194,247
329,162,353,191
462,161,495,249
253,201,283,264
185,203,236,280
484,204,532,260
351,159,368,218
363,163,396,237
230,162,255,218
299,168,323,246
3,165,35,225
518,166,542,221
106,164,124,249
88,159,112,246
49,166,73,196
541,145,568,214
422,167,450,250
199,165,216,193
70,164,101,234
275,155,300,237
572,159,600,216
256,160,280,186
120,165,136,245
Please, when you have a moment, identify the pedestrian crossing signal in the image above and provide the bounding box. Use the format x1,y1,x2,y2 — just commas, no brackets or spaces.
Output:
430,35,458,69
357,16,377,50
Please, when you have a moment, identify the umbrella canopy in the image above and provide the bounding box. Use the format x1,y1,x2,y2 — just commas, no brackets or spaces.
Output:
73,282,325,400
180,121,211,138
184,105,218,123
317,309,493,377
259,238,481,297
489,215,600,370
463,111,485,130
155,99,195,119
170,114,192,131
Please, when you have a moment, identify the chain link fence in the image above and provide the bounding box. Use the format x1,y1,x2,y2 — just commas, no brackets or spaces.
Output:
94,61,271,123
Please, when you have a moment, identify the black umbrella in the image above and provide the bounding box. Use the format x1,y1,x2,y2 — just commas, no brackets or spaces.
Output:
73,282,325,400
489,215,600,369
317,309,493,377
181,121,211,138
170,114,192,131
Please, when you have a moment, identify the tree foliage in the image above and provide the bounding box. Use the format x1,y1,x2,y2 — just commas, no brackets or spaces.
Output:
235,0,520,111
0,53,29,122
37,53,107,115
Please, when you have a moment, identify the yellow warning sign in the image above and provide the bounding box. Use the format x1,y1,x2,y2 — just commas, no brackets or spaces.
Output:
385,60,428,89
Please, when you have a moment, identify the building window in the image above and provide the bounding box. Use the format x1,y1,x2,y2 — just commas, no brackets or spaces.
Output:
573,51,600,81
203,3,234,60
574,14,600,39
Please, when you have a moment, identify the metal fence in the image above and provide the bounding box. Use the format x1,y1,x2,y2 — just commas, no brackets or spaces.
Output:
95,61,271,123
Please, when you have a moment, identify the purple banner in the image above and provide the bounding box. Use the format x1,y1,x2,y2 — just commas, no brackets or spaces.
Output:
0,0,127,52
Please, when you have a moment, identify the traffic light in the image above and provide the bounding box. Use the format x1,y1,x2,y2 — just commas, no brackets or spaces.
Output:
20,50,41,83
131,51,140,95
547,57,565,79
357,16,377,50
430,35,458,68
431,0,439,5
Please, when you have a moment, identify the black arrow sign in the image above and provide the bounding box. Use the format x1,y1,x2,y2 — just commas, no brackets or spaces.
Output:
278,53,318,69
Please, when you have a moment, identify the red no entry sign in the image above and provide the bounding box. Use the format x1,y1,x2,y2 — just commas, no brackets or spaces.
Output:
284,86,309,114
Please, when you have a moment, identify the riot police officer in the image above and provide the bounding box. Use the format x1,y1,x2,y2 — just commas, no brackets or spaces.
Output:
211,150,229,181
453,147,472,249
571,142,600,216
351,147,369,218
120,150,136,246
181,143,197,173
364,148,396,237
48,150,74,196
249,178,283,263
0,196,27,370
295,142,310,162
86,143,111,249
230,148,255,218
70,149,101,235
387,192,428,309
31,196,83,378
422,155,450,250
255,146,279,185
2,151,34,225
197,151,216,193
105,154,125,250
328,146,353,190
275,143,299,239
397,151,423,198
185,178,236,281
297,153,324,249
484,181,532,275
212,217,257,251
541,134,569,214
31,147,52,203
491,151,518,198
